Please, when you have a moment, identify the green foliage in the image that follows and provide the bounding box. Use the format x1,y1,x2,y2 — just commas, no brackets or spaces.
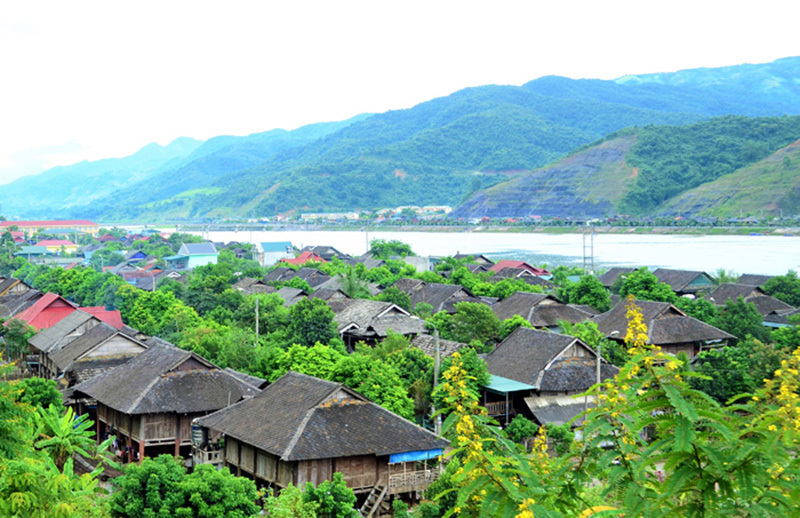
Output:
713,295,771,341
564,275,610,312
374,285,412,311
763,270,800,307
500,315,532,340
334,266,370,298
2,318,36,360
288,298,339,347
674,296,719,324
111,455,258,518
621,115,800,213
505,415,538,444
13,378,63,412
369,239,414,260
332,354,415,419
263,484,318,518
546,423,574,456
449,302,503,346
302,472,358,518
619,267,677,303
690,346,757,403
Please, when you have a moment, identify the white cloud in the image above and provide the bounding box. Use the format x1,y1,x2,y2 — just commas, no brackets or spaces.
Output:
1,0,799,184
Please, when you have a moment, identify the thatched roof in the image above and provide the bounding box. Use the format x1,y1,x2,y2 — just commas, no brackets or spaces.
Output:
333,299,417,335
72,344,259,415
539,358,619,393
0,289,42,318
593,299,734,344
49,323,121,371
195,371,446,461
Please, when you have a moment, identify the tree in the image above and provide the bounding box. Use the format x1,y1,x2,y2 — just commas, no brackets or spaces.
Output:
374,285,412,311
500,315,532,340
565,275,610,312
713,296,771,341
14,377,63,411
2,318,35,360
505,415,538,445
263,484,318,518
619,267,677,303
763,270,800,307
369,239,414,260
34,405,115,471
288,298,339,347
111,455,259,518
674,296,719,324
302,472,358,518
336,266,370,298
332,354,414,419
449,302,502,346
690,346,756,403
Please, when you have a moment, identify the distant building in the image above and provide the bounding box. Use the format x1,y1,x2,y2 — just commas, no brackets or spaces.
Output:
258,242,294,266
35,239,80,254
165,242,219,270
0,220,99,237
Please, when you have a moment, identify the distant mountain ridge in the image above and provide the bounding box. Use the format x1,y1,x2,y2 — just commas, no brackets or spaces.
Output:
4,56,800,221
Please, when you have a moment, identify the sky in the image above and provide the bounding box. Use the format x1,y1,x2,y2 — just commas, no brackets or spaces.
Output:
1,0,799,185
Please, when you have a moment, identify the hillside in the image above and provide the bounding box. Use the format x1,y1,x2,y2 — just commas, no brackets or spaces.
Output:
449,134,638,220
659,138,800,218
452,115,800,220
5,56,799,221
0,137,203,218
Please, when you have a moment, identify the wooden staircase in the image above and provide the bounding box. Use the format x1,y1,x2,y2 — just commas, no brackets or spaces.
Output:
359,484,388,518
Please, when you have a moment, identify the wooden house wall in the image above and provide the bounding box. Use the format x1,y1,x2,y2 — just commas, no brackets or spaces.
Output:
333,455,379,490
176,357,208,372
83,336,145,359
661,342,698,359
297,459,333,487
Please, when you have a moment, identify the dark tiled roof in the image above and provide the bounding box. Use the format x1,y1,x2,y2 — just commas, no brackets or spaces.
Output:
749,295,795,316
294,268,332,288
485,328,583,387
410,334,468,358
593,299,734,344
491,292,554,321
276,287,309,306
196,371,446,461
49,323,120,371
72,344,259,414
738,274,775,287
705,284,762,305
598,267,636,288
0,278,19,294
652,268,712,293
263,267,294,283
223,368,269,389
29,310,97,353
527,305,594,327
764,308,800,325
492,268,554,289
71,356,136,384
569,304,600,316
538,358,619,393
333,299,412,333
308,288,350,302
0,289,42,318
393,278,426,293
408,283,482,313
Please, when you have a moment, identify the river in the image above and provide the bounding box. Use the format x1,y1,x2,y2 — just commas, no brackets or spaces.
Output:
168,229,799,276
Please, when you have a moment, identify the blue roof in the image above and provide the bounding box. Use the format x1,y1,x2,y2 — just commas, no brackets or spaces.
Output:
261,241,292,252
484,374,536,393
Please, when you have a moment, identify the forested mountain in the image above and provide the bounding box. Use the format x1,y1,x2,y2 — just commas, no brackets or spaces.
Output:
6,56,800,221
452,116,800,220
0,137,203,217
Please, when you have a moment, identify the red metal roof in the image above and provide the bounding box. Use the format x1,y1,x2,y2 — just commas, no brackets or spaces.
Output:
81,306,124,329
489,260,550,276
35,239,78,247
280,251,327,265
12,293,78,330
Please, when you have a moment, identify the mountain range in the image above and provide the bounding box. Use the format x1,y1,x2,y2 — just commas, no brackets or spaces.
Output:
3,56,800,222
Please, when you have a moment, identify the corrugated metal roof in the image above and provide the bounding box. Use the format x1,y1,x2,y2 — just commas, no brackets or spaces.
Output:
484,374,536,393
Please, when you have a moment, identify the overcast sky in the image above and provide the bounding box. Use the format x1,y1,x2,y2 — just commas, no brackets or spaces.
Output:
1,0,798,185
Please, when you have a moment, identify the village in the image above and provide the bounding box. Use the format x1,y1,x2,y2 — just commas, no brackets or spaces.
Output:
1,218,799,517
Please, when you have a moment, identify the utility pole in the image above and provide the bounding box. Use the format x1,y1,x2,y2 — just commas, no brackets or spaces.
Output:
433,327,441,435
255,296,259,345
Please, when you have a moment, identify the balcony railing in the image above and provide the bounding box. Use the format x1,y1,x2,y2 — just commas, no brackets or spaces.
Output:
388,466,441,493
192,447,224,466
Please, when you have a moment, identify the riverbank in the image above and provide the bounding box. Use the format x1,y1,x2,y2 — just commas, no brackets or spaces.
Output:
153,222,800,237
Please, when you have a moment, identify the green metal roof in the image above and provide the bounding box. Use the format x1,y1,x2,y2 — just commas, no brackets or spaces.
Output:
164,254,188,261
484,374,536,394
14,246,51,256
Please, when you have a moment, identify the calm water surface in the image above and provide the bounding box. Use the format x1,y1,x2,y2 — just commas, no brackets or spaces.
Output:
172,229,800,276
